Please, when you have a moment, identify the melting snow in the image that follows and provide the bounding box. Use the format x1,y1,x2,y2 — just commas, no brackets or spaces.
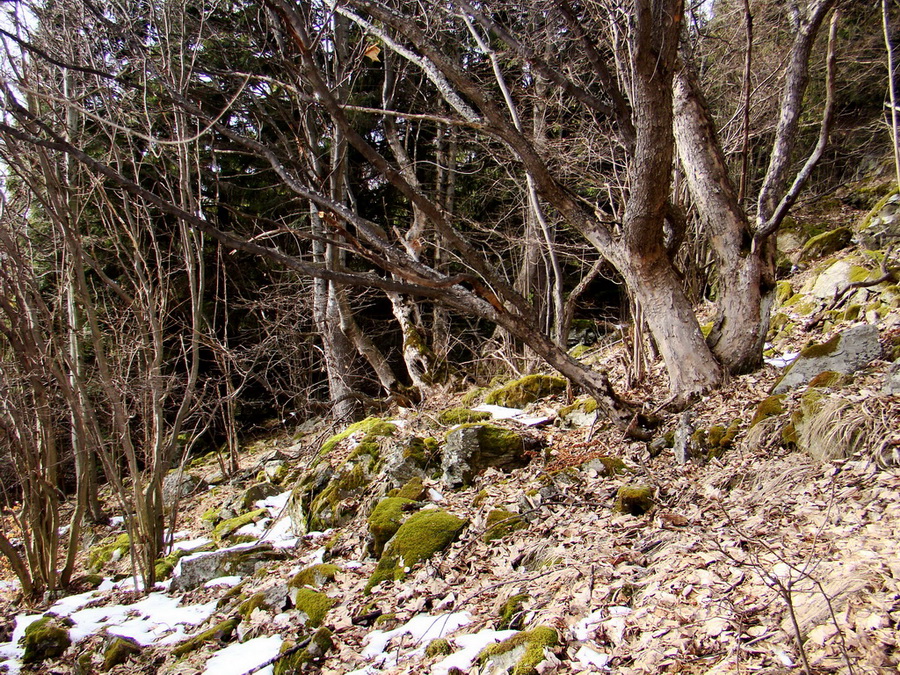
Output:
432,629,517,674
575,645,610,669
764,351,800,368
204,575,242,588
573,608,606,640
360,612,472,669
473,404,552,426
202,634,283,675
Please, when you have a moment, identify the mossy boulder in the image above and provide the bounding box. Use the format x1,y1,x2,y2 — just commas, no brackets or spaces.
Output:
292,588,335,627
614,485,654,515
212,508,266,542
442,424,536,487
498,594,529,631
476,626,559,675
557,397,599,428
172,617,240,658
390,476,426,501
368,497,419,558
155,548,194,581
170,544,289,592
319,417,397,457
858,188,900,248
775,281,794,305
88,533,131,572
483,508,527,543
438,408,491,425
806,370,851,388
798,226,852,262
273,627,334,675
102,636,141,670
366,509,467,592
484,375,567,408
21,617,71,664
238,592,273,619
289,563,340,590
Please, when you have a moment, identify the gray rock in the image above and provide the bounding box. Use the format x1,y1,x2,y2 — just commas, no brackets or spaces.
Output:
162,471,202,508
286,465,334,536
803,260,854,299
859,192,900,249
170,544,289,592
236,482,281,511
442,424,535,488
773,324,881,394
884,360,900,396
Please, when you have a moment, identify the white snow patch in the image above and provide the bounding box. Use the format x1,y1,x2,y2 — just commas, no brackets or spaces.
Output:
427,488,445,503
109,516,125,526
361,612,472,668
202,634,283,675
172,537,211,552
204,575,242,588
432,629,517,674
575,645,610,669
255,490,292,512
260,516,298,549
473,404,524,419
764,351,800,368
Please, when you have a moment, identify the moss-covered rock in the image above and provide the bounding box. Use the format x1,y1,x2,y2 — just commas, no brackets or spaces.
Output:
212,508,266,542
320,417,397,457
775,281,794,305
368,497,419,558
484,375,567,408
557,397,599,428
425,638,453,658
391,476,426,501
483,509,527,543
614,485,654,515
200,507,221,528
87,533,130,572
806,370,851,388
239,482,281,511
750,395,786,428
172,617,240,658
798,226,852,262
102,636,141,670
438,408,492,425
238,592,272,619
442,424,534,487
273,628,334,675
476,626,559,675
22,617,71,664
579,455,628,476
292,588,335,627
366,509,467,592
289,563,340,590
154,549,192,581
498,594,529,630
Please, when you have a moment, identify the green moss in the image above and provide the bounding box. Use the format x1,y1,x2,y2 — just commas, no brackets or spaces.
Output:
614,485,654,515
483,508,527,543
290,563,340,590
798,334,840,363
439,407,492,425
212,508,266,542
395,476,426,501
200,507,221,527
776,281,794,305
293,588,335,627
472,489,489,507
700,322,714,338
484,375,567,408
374,613,397,628
860,186,900,229
320,417,397,456
782,421,799,447
476,626,559,675
102,636,141,670
498,594,529,630
238,592,271,619
750,395,786,428
88,533,130,572
172,618,240,658
558,397,599,417
706,420,740,455
400,437,439,468
798,226,853,261
273,628,334,675
569,344,589,358
155,549,192,581
368,497,418,558
425,638,453,658
366,509,467,592
807,370,849,388
460,387,486,407
22,617,71,664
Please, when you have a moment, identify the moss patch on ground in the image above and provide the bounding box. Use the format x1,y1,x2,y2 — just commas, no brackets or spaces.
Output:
102,636,141,670
485,374,567,408
498,594,529,630
476,625,559,675
320,417,397,457
750,395,786,428
172,618,240,658
483,508,527,543
290,563,340,590
88,532,130,572
614,485,654,515
22,617,71,665
293,588,335,627
274,628,333,675
390,476,426,501
438,407,492,425
366,509,467,592
212,508,266,541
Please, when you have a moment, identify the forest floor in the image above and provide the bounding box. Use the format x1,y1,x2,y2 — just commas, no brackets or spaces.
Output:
1,221,899,674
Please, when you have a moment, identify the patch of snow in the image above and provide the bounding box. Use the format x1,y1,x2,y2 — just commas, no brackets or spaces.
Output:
202,634,283,675
303,547,326,566
608,606,632,616
427,488,445,503
50,589,102,614
764,351,799,368
109,516,125,526
0,580,20,591
575,645,610,669
432,629,517,674
361,612,472,668
255,490,292,512
260,516,299,549
172,537,211,552
573,609,606,640
473,404,524,419
343,561,364,569
204,575,242,588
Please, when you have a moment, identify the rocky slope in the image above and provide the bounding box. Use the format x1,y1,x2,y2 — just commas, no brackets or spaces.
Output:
1,188,899,674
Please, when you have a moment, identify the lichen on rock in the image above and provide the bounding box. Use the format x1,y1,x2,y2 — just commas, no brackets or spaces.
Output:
366,508,466,592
